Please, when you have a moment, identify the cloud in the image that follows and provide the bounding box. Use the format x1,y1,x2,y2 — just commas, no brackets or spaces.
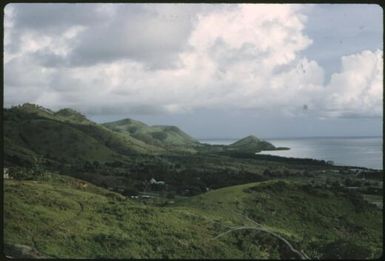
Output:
322,49,383,118
67,5,201,68
3,4,383,120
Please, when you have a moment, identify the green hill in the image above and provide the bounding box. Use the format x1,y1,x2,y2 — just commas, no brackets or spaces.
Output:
4,173,381,259
54,108,93,125
10,103,56,119
103,119,199,152
229,135,276,152
3,104,164,166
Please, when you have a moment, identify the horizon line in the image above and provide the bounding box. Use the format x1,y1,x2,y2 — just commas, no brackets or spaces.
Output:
198,135,383,140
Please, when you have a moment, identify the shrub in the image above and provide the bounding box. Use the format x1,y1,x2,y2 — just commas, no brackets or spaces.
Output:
320,240,371,259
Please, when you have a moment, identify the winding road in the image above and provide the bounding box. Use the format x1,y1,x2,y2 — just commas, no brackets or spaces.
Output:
212,211,310,260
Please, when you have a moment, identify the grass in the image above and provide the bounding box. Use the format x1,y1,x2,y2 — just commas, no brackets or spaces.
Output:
179,180,383,259
4,173,382,259
4,173,275,258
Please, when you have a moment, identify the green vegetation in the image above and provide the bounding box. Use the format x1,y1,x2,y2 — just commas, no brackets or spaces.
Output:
103,118,200,153
3,103,383,259
179,180,382,259
4,173,382,259
4,105,164,166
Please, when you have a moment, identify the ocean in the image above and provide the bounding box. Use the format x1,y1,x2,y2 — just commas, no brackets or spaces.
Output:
199,136,383,170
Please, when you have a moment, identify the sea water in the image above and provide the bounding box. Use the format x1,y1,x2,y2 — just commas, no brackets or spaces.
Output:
199,137,383,170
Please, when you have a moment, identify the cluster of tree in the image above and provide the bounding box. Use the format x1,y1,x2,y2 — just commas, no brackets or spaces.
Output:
6,163,45,180
44,153,272,197
217,151,330,166
319,240,372,259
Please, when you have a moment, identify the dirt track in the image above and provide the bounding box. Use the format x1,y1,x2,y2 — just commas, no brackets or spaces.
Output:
212,211,310,260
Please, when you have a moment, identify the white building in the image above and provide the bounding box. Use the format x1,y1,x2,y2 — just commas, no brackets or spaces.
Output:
150,178,165,185
3,168,9,179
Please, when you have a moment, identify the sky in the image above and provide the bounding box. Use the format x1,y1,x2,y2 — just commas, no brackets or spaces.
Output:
3,3,383,139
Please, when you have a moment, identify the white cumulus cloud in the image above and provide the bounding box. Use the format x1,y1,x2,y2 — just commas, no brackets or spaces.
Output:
3,4,383,120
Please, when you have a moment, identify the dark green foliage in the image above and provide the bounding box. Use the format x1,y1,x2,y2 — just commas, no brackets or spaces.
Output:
320,240,372,259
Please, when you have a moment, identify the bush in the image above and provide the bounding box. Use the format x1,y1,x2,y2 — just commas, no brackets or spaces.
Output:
9,167,44,180
166,191,176,199
320,240,371,259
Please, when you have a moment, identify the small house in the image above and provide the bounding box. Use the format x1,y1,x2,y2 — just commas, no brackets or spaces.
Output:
3,168,9,179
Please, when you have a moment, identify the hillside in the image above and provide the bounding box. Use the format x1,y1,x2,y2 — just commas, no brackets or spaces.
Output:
179,180,383,259
103,118,200,152
4,174,382,259
2,173,288,259
3,104,164,166
4,104,288,164
54,108,93,125
229,135,277,152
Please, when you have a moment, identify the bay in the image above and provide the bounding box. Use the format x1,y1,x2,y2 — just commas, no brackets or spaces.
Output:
199,136,383,170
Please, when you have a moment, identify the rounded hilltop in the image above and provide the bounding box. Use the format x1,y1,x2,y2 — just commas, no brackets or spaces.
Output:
229,135,276,152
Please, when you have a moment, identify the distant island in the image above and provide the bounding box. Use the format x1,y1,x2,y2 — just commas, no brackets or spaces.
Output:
228,135,290,152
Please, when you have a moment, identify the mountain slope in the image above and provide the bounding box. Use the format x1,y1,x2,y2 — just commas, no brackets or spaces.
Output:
103,119,199,152
54,108,93,125
3,104,164,165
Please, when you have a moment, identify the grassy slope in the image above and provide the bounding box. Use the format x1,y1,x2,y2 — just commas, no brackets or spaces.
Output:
103,119,199,152
179,180,383,259
4,175,382,259
4,174,273,258
4,107,164,165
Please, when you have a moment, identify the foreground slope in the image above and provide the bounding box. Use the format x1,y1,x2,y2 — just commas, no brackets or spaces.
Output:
180,180,383,259
4,173,382,259
4,174,285,259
